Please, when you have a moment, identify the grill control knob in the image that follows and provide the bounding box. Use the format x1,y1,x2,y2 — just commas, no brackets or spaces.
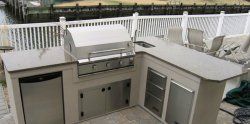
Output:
106,62,111,67
92,65,97,70
119,60,123,66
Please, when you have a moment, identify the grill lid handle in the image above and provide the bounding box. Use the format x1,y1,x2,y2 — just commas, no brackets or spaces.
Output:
88,48,126,60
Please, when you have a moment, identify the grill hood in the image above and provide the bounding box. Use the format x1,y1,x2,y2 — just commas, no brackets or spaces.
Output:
64,25,134,61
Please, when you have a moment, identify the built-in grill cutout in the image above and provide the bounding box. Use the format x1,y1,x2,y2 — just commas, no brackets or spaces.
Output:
64,25,135,76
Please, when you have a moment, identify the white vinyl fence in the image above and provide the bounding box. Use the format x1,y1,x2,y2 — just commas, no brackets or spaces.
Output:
0,11,250,51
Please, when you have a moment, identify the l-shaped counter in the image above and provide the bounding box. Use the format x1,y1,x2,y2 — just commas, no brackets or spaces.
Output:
1,37,247,124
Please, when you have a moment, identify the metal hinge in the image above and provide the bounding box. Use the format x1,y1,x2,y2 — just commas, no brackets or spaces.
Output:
80,93,83,99
174,121,179,124
81,111,84,117
125,99,129,104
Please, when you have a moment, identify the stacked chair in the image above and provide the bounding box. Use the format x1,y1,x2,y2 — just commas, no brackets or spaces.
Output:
164,26,250,64
165,27,225,57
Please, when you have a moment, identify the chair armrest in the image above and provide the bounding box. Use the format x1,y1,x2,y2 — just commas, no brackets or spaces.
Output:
206,48,226,56
184,43,209,52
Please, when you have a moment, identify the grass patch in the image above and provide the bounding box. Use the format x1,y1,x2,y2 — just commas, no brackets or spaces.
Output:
0,80,6,87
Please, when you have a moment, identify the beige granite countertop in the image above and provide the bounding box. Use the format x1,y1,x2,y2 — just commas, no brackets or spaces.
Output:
1,47,77,73
1,37,246,81
135,37,246,82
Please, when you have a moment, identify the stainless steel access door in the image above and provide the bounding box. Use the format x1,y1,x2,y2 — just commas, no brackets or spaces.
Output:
105,79,131,112
79,79,131,120
165,80,194,124
79,84,106,120
20,72,64,124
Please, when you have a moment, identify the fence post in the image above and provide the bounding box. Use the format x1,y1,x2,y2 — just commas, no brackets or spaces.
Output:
131,12,139,41
181,11,188,43
244,10,250,34
216,11,225,36
59,17,66,45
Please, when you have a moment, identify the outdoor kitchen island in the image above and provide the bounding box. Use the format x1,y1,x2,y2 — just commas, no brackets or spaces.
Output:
1,36,246,124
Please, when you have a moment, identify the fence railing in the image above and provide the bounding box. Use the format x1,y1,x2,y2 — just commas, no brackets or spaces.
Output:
0,11,250,51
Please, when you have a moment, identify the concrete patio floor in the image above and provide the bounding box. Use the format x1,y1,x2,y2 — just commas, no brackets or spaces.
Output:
79,102,238,124
0,102,240,124
217,102,240,124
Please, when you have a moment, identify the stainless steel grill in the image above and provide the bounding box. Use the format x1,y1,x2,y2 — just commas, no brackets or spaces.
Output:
64,25,135,76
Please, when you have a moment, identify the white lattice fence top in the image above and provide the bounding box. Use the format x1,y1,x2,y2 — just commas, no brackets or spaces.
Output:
137,15,183,37
0,11,250,51
187,15,220,39
66,17,133,33
221,14,249,36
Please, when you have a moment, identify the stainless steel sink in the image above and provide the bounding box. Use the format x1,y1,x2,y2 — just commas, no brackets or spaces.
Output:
134,41,155,48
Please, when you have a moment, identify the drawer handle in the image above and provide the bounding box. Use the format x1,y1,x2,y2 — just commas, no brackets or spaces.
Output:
147,81,165,90
171,80,194,93
152,106,159,112
146,92,163,102
149,68,166,78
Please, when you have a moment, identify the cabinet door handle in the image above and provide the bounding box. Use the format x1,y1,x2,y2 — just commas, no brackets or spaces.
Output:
101,88,105,92
108,87,111,91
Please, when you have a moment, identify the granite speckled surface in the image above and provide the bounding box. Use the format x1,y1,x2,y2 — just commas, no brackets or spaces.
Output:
1,37,246,81
1,47,77,73
135,37,246,82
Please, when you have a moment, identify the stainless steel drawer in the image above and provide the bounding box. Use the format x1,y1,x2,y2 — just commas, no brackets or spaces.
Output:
144,92,163,117
147,68,167,89
146,81,165,101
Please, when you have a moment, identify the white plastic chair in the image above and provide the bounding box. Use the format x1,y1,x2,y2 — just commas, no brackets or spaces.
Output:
206,35,225,56
166,27,184,45
186,28,207,52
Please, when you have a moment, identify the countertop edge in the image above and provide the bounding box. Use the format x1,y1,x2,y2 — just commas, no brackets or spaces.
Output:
5,61,77,74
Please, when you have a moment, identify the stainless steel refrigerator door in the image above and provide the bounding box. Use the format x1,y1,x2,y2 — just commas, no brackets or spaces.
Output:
20,73,64,124
165,81,194,124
